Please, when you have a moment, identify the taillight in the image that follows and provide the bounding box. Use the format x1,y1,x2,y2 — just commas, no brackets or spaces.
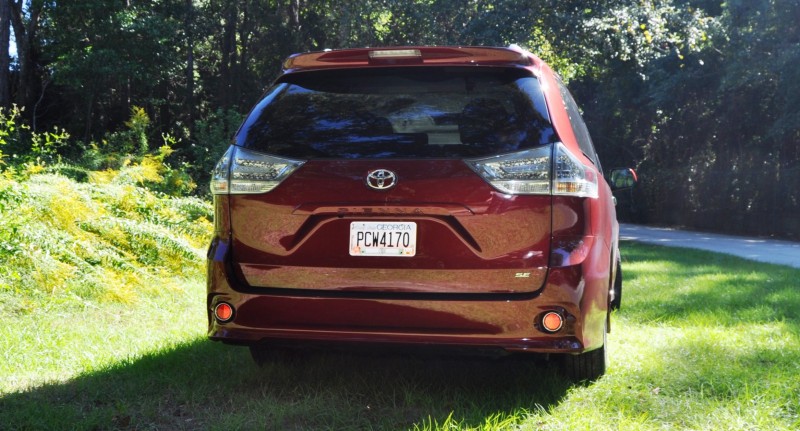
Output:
210,146,305,195
466,146,551,195
466,143,598,198
209,146,233,194
369,49,422,60
554,144,598,198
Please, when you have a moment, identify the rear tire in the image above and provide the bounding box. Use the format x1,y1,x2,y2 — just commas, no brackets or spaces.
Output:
562,322,607,382
249,343,309,367
249,343,271,367
610,259,622,311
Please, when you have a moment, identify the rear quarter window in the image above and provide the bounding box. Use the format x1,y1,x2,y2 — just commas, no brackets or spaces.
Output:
236,67,556,159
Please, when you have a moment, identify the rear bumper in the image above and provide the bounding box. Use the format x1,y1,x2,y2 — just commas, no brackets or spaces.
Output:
207,240,609,354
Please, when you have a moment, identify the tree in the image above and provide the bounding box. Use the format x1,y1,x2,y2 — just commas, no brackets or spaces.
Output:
0,0,10,107
9,0,46,123
44,1,185,140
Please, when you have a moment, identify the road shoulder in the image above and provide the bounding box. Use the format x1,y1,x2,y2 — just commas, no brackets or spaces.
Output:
620,223,800,269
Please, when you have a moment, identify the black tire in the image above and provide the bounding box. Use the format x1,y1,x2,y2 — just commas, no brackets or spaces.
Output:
562,323,607,382
249,343,272,367
610,259,622,311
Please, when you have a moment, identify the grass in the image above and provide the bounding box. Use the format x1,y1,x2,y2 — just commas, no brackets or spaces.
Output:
1,171,799,429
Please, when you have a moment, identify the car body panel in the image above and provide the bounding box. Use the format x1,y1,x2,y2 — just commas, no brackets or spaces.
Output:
208,249,591,352
229,159,552,293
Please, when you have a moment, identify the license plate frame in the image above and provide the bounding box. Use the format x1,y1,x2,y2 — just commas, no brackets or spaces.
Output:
349,221,417,257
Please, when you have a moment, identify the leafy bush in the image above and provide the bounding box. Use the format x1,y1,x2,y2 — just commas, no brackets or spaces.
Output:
103,106,151,156
0,106,70,167
0,170,212,312
187,108,243,195
67,108,198,196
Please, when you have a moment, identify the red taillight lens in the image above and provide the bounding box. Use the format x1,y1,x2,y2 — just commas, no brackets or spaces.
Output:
214,302,234,323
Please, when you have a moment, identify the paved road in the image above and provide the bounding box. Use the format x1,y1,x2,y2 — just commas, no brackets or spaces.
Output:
619,223,800,269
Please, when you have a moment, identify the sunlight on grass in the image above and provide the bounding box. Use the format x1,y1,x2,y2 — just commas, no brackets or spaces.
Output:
0,284,207,393
536,243,800,430
527,325,798,430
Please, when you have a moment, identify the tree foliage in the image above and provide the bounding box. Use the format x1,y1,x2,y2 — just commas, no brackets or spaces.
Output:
0,0,796,238
573,0,800,238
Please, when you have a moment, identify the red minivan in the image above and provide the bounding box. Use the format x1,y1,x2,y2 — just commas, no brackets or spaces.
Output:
207,46,635,381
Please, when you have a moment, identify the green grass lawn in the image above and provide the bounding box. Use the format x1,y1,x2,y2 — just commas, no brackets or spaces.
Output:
2,211,799,430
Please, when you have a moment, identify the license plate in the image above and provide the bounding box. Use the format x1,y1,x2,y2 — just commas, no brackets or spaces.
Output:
349,221,417,257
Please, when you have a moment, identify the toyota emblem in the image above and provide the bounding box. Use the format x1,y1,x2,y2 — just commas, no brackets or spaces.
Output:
366,169,397,190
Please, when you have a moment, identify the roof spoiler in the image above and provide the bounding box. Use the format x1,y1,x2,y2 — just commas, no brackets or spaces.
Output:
282,46,535,73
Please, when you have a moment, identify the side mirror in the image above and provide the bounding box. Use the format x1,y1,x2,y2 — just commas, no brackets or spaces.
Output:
609,168,638,191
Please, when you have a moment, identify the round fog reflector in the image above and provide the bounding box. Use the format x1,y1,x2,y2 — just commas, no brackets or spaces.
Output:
541,311,564,333
214,302,234,322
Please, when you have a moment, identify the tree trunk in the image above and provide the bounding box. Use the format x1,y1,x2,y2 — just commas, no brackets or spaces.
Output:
9,0,42,121
219,3,236,111
185,0,195,140
288,0,302,48
0,0,11,108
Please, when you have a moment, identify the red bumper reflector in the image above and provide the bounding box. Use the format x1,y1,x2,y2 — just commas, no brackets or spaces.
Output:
541,311,564,333
214,302,234,323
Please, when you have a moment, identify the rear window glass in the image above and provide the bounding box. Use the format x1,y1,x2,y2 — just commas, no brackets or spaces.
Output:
236,67,556,159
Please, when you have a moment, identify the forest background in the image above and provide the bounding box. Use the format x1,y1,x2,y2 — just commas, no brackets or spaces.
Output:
0,0,797,239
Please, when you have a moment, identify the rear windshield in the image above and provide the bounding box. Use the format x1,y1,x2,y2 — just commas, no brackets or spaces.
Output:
236,67,556,159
